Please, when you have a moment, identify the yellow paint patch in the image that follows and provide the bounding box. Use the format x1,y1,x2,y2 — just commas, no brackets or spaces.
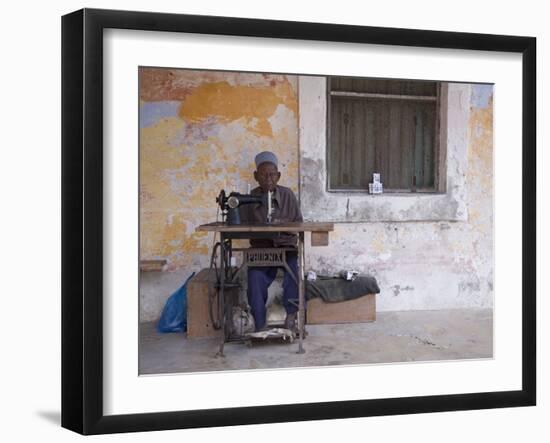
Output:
253,118,273,137
467,94,493,231
469,104,493,169
140,118,189,212
179,81,297,138
140,212,209,261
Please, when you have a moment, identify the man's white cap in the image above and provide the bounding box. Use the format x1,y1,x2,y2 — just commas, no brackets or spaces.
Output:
255,151,278,168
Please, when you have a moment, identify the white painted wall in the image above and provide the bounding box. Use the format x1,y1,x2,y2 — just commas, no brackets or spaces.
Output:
299,78,493,310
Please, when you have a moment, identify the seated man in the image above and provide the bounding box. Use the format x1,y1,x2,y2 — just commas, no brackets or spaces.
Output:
239,151,303,332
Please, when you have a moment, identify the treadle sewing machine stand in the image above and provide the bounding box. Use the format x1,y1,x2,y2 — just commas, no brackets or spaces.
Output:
195,222,334,357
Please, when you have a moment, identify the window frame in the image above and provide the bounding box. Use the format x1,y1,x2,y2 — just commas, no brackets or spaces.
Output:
326,76,447,194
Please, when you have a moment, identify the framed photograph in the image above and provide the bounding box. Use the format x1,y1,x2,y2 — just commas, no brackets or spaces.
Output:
62,8,536,435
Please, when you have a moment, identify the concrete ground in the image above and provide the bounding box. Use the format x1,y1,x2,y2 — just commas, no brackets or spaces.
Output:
139,308,492,374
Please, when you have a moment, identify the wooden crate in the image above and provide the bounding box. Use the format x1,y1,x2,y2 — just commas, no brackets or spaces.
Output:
306,294,376,325
187,269,230,339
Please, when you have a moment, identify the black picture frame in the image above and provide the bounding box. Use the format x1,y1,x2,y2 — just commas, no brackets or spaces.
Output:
61,8,536,435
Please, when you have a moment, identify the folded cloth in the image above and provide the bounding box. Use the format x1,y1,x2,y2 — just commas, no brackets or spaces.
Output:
305,275,380,303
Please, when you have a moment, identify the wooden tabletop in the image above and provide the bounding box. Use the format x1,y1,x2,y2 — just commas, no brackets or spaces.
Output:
196,221,334,233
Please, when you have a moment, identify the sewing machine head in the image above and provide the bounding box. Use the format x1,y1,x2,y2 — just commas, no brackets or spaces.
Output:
216,189,275,225
214,152,281,225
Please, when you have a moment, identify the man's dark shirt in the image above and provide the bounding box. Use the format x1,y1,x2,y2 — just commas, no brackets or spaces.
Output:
239,185,303,248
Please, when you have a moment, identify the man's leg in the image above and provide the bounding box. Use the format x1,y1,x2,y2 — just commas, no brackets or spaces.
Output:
282,251,302,329
247,266,278,331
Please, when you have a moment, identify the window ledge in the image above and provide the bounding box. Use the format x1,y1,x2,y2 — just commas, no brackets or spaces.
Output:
302,184,467,222
327,190,446,196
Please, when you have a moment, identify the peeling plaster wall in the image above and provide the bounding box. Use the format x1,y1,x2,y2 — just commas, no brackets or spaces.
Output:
139,69,299,321
140,69,493,321
300,77,494,311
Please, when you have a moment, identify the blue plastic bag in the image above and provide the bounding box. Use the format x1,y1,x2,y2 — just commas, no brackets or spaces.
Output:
156,272,196,333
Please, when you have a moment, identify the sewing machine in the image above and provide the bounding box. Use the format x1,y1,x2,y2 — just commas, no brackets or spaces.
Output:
197,189,333,356
216,189,275,225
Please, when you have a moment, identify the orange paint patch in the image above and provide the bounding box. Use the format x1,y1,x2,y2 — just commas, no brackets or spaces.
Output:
140,68,193,101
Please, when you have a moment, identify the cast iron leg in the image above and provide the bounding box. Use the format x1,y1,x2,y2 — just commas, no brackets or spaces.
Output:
297,232,305,354
216,233,226,358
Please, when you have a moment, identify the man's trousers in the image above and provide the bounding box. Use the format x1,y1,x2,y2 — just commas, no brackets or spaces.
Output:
247,251,301,331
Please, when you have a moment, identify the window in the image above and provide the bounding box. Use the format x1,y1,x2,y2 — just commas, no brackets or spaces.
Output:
328,77,444,193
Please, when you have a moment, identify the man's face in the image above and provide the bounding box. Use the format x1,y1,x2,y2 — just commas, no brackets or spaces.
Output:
254,162,281,193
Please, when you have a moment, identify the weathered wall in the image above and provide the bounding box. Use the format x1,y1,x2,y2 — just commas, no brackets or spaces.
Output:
139,69,493,322
300,77,494,311
139,69,299,321
140,69,299,269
